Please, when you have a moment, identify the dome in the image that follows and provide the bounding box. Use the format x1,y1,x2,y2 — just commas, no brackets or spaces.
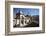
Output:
20,11,23,14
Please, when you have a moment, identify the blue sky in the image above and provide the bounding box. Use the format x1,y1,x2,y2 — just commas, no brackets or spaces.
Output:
13,8,39,16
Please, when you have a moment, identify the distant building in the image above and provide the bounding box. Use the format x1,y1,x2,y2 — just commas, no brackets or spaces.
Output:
13,10,32,27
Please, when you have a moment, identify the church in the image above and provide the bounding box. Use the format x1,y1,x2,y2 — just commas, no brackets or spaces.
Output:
13,10,32,27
